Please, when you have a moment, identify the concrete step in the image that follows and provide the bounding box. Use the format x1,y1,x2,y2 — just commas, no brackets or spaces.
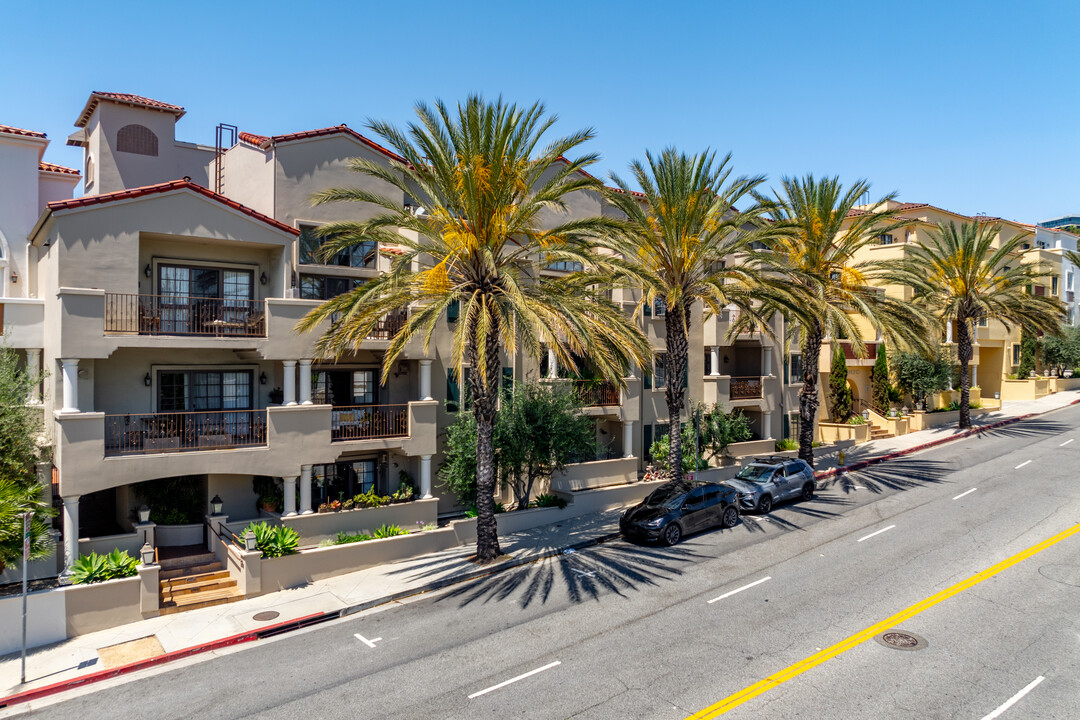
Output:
158,552,217,571
161,576,236,599
159,561,224,580
160,586,243,614
160,570,231,590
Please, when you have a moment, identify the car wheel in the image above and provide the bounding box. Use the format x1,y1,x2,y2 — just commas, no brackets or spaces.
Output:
721,505,739,528
757,495,773,514
662,522,682,546
801,483,815,501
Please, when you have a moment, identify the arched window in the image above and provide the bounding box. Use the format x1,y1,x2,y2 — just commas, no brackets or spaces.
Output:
116,124,158,156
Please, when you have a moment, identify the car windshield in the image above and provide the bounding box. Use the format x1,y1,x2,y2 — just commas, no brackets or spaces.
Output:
735,465,775,483
644,487,689,510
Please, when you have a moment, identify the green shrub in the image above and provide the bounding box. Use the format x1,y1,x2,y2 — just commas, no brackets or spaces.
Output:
392,482,414,502
775,438,799,451
333,531,373,545
372,524,408,539
846,416,867,425
532,493,567,509
465,502,505,517
71,549,139,585
242,521,299,558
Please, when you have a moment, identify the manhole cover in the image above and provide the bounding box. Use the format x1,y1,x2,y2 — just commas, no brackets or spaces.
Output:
252,611,280,622
874,629,928,651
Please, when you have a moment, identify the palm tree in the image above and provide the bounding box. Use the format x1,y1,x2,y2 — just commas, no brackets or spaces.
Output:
600,149,795,482
0,478,54,574
759,176,929,465
297,96,650,563
884,220,1064,428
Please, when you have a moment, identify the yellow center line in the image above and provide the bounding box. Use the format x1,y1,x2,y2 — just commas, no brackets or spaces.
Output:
686,521,1080,719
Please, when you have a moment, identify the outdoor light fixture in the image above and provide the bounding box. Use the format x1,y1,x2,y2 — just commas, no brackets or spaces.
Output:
259,372,267,385
210,494,224,516
260,271,268,285
243,530,257,552
143,263,152,278
140,542,155,566
137,504,151,523
9,271,17,284
144,372,152,387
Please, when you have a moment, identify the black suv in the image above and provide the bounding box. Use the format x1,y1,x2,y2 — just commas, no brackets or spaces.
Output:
620,480,740,546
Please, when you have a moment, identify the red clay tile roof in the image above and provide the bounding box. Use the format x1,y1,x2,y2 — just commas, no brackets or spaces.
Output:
0,123,47,139
75,92,186,127
39,161,80,176
893,202,929,212
238,131,270,148
270,125,408,163
46,179,297,235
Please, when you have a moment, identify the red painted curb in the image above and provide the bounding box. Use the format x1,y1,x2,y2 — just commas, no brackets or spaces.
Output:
0,612,327,709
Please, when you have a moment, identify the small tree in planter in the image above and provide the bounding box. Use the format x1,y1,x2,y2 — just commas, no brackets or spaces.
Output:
892,350,951,409
1018,325,1039,378
697,403,752,464
871,346,895,412
828,345,853,421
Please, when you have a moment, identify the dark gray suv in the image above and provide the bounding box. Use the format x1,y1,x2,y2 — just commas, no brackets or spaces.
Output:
722,457,816,514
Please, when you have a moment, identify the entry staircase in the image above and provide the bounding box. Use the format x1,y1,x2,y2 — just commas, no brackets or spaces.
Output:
158,550,242,614
869,421,894,441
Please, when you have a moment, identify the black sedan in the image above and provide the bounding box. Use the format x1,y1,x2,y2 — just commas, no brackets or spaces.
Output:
620,480,740,545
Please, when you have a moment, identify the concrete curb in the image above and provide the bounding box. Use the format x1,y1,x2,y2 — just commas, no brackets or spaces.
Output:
4,398,1075,709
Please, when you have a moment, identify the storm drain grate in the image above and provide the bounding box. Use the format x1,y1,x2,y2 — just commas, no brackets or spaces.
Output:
874,629,928,651
252,611,281,622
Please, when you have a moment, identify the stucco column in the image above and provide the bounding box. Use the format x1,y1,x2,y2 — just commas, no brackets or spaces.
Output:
420,455,433,498
282,361,297,406
763,347,773,377
25,349,41,404
972,365,978,388
547,347,558,379
60,359,79,413
299,464,313,514
710,347,720,377
282,476,298,517
622,420,634,458
298,360,312,405
763,411,773,439
945,321,953,344
419,359,433,401
60,495,80,582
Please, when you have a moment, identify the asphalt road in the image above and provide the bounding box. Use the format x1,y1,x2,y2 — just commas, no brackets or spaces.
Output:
12,405,1080,720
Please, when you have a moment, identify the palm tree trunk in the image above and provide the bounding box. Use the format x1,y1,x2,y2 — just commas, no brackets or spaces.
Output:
664,301,690,482
798,321,823,467
957,317,973,429
470,327,503,563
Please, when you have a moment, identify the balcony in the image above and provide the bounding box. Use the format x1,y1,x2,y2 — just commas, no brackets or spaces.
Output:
104,409,268,456
331,404,409,442
729,376,763,400
104,294,266,337
572,380,621,407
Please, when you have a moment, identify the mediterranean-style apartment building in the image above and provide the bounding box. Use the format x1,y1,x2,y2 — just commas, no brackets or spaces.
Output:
2,91,793,580
821,201,1078,427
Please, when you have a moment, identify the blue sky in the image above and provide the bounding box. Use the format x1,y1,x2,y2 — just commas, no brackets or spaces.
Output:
2,0,1076,222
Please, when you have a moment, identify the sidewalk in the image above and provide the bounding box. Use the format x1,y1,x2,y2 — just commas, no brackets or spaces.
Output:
3,389,1078,704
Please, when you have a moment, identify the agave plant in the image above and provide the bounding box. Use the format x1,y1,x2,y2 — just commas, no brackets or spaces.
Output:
242,521,300,558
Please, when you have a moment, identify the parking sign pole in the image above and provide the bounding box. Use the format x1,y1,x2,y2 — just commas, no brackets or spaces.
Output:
21,510,33,685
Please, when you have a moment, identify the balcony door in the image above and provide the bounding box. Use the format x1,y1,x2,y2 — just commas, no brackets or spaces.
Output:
313,368,378,407
158,265,254,334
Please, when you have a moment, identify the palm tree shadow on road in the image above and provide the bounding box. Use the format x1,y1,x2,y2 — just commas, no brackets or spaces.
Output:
437,542,707,610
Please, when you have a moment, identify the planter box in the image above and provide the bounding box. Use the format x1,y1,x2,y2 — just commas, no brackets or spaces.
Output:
728,439,778,458
495,506,566,534
553,457,638,492
908,407,993,431
817,421,870,445
258,526,460,592
63,575,143,636
282,497,438,545
156,523,204,547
